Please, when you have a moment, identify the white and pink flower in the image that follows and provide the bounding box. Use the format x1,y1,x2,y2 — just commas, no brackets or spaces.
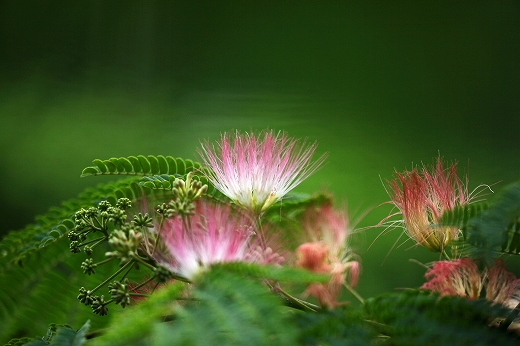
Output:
198,130,327,213
156,200,280,280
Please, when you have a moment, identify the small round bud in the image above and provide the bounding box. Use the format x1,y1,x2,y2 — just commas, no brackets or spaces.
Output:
85,207,98,218
153,265,173,284
132,213,153,228
68,231,78,241
70,241,81,254
109,280,131,308
78,287,93,306
81,258,96,275
91,295,109,316
97,200,112,212
83,246,93,256
116,198,132,210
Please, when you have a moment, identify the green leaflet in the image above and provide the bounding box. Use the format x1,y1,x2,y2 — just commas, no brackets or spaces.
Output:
49,320,90,346
80,155,203,177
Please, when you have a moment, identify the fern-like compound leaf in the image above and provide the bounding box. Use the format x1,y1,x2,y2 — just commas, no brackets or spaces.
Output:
80,155,203,177
364,290,519,346
466,183,520,263
436,202,488,235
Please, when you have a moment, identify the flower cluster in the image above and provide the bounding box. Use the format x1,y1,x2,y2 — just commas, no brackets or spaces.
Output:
421,258,520,308
384,158,471,253
295,202,360,308
198,130,327,213
156,200,279,281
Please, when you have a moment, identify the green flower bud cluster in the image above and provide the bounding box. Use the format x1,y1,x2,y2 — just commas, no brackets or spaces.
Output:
132,213,154,228
172,172,208,202
68,198,133,254
91,295,109,316
81,258,97,275
71,198,177,317
106,229,142,263
109,279,131,308
153,264,174,284
158,172,208,217
78,287,109,315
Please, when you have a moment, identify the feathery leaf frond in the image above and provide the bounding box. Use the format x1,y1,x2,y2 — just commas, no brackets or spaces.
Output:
80,156,202,178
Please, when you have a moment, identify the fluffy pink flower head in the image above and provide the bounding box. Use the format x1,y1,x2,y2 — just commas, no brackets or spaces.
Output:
295,203,360,308
385,158,471,252
157,200,268,280
421,258,520,307
198,130,327,213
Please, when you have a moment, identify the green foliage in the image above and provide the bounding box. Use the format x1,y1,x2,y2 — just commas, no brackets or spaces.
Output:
47,320,90,346
364,290,519,346
436,183,520,262
0,173,183,343
262,192,334,248
171,269,297,346
480,183,520,259
0,178,138,271
88,281,185,346
91,265,300,346
8,320,90,346
207,262,329,285
436,202,488,234
436,202,488,258
294,306,376,346
0,234,125,343
6,150,520,346
138,173,226,201
80,156,201,177
263,192,333,222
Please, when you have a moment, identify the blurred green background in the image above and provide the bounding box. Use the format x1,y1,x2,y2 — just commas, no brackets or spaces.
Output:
1,1,519,301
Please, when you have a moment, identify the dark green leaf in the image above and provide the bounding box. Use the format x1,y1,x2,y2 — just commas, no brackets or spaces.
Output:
50,320,90,346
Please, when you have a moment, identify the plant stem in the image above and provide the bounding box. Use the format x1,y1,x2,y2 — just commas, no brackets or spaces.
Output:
344,283,364,304
90,260,135,294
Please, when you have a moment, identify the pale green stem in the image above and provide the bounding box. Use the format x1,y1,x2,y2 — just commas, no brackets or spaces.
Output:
90,260,135,294
344,283,364,304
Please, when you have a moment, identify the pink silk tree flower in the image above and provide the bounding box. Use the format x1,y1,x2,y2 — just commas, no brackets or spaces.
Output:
198,130,327,213
383,158,476,253
295,203,360,308
156,200,277,281
422,258,520,308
